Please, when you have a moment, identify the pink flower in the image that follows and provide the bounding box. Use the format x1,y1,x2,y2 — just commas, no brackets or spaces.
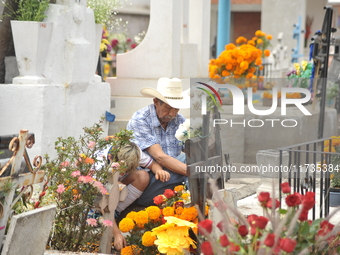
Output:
78,175,93,183
56,184,65,194
111,162,120,169
88,141,96,149
71,171,81,177
86,218,97,227
60,161,70,167
102,220,113,227
131,43,137,49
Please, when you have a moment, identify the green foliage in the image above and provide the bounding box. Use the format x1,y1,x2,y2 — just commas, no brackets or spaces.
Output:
5,0,51,22
87,0,128,28
38,119,132,252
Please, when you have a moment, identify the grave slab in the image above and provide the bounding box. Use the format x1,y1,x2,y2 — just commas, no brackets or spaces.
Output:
1,205,57,255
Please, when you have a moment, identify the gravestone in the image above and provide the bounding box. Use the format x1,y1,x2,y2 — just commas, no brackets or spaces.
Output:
107,0,211,134
0,1,111,160
1,205,56,255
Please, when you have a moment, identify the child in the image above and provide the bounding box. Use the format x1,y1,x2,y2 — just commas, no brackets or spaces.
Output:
96,142,170,251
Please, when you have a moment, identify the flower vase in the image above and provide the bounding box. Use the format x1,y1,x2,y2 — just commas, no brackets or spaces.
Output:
93,23,103,82
11,21,53,84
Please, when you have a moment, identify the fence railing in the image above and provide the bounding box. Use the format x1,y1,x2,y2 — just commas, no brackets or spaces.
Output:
277,137,340,219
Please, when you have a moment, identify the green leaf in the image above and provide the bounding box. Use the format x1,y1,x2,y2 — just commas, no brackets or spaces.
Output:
278,208,288,214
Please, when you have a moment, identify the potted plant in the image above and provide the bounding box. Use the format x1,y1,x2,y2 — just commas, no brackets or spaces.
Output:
325,81,339,108
8,0,53,83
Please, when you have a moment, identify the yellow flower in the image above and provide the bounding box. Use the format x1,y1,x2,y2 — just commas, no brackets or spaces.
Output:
152,217,197,254
142,231,156,246
118,218,135,233
174,185,184,192
126,211,137,221
134,210,149,227
145,206,161,221
164,216,197,228
162,207,175,217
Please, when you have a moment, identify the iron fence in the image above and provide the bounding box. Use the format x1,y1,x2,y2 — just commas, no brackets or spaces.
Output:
277,137,340,219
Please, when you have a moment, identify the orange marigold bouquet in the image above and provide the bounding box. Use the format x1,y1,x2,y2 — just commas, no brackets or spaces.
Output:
209,30,272,89
119,185,208,255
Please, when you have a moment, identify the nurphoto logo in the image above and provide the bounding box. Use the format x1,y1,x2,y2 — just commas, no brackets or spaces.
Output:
196,82,312,128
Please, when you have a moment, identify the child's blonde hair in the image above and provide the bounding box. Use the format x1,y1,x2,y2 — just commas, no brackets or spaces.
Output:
117,142,140,174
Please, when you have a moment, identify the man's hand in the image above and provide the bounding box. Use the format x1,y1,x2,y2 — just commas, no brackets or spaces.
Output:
155,169,170,182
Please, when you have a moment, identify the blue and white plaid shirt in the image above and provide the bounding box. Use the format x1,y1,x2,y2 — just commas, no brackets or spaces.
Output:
127,104,185,158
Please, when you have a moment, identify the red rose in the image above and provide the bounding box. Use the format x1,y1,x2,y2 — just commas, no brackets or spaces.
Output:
318,220,334,236
217,221,226,233
255,216,268,229
258,192,270,203
228,243,240,252
219,234,230,247
198,219,213,235
298,208,309,221
238,225,248,237
302,192,315,210
163,189,175,198
153,195,164,205
264,233,275,247
266,198,280,209
279,238,296,253
247,214,258,225
281,182,291,193
285,193,302,207
201,241,213,255
250,226,257,235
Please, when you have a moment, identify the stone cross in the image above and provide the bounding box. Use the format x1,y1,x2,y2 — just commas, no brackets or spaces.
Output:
0,130,45,246
271,32,289,71
94,171,127,253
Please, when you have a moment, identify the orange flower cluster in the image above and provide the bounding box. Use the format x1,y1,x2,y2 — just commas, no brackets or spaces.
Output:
209,30,272,82
262,92,301,99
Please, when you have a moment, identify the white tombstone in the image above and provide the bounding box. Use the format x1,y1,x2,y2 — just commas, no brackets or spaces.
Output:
0,1,111,159
107,0,211,133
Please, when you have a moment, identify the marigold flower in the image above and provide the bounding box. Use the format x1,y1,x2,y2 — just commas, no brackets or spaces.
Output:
119,218,135,232
266,34,272,40
264,49,270,57
145,206,161,220
175,207,184,215
142,231,156,246
174,185,184,192
134,211,149,227
126,211,137,221
163,207,175,217
120,245,141,255
180,207,198,221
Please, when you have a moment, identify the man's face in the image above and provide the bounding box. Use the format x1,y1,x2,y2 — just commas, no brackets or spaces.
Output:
154,98,180,124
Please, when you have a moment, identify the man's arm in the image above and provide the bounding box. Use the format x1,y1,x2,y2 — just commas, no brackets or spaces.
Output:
148,161,170,182
146,144,187,176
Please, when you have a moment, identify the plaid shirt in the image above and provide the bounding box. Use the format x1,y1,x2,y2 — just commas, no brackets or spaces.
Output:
127,104,185,158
